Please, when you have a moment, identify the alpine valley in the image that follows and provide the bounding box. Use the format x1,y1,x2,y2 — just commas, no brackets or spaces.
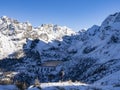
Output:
0,12,120,90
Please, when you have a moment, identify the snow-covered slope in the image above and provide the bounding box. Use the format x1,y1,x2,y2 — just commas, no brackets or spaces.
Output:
53,12,120,85
95,70,120,86
0,12,120,89
0,16,75,59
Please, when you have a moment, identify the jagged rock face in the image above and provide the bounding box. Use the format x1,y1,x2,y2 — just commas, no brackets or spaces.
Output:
0,16,75,84
100,12,120,31
53,12,120,85
1,12,120,86
0,16,75,59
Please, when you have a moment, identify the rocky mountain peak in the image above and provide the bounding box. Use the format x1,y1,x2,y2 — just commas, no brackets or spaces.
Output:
101,12,120,30
1,12,120,89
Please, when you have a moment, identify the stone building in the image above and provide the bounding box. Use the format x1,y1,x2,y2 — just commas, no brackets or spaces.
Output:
39,61,63,73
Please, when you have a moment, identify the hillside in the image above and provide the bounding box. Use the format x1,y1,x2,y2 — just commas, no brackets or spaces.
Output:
0,12,120,90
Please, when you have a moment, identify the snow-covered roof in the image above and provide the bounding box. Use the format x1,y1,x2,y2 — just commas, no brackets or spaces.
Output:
41,61,63,67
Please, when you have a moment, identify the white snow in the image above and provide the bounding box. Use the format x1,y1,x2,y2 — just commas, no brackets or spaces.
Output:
28,82,120,90
94,70,120,86
0,12,120,90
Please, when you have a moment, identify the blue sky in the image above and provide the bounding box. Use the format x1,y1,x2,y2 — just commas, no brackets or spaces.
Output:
0,0,120,31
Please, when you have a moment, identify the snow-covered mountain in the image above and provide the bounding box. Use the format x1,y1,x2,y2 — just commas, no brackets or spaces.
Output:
0,16,75,59
0,12,120,89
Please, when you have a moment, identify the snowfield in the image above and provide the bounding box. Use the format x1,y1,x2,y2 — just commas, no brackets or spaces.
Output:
0,82,120,90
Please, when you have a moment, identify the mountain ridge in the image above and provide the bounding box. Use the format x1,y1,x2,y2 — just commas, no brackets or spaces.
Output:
0,12,120,89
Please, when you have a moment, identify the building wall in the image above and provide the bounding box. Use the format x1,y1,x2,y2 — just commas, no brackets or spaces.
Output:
41,61,63,67
39,66,55,73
